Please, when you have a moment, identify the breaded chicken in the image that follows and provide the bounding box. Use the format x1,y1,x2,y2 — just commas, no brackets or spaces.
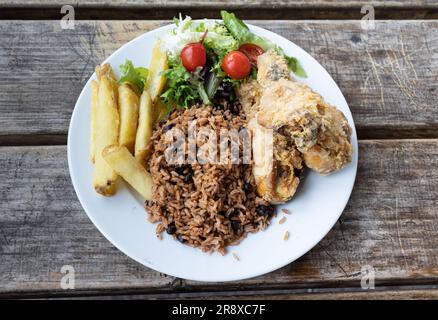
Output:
249,117,303,204
238,79,262,119
238,50,353,203
255,50,353,176
257,50,290,87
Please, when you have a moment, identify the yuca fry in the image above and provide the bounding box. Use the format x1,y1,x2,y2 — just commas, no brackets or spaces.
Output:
152,97,168,124
118,83,140,154
93,73,119,196
145,40,168,102
135,90,154,167
90,80,99,163
102,145,153,200
95,63,116,81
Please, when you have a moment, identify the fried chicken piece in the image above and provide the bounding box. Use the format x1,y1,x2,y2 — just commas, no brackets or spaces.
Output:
256,50,353,175
257,50,290,87
249,117,303,204
239,50,352,203
238,79,262,119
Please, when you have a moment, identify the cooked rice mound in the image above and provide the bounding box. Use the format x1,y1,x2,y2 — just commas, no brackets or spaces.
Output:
145,105,275,254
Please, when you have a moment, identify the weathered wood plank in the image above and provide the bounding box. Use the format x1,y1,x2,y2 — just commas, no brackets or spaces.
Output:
58,287,438,300
1,1,437,20
0,140,437,297
0,20,437,141
3,1,438,9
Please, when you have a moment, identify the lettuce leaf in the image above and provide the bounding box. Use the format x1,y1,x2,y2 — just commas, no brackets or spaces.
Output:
220,10,307,78
119,60,149,92
161,60,201,109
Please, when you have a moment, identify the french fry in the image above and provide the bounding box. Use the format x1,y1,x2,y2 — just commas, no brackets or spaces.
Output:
135,90,154,167
95,63,117,81
90,80,99,163
152,97,168,124
145,40,168,102
93,71,119,196
118,83,140,154
102,145,153,200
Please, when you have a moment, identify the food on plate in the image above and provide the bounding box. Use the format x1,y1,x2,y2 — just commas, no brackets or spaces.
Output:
91,60,151,196
152,97,168,123
118,83,140,154
239,49,352,202
93,64,120,196
221,50,252,80
254,50,352,175
238,43,264,65
102,145,153,200
249,117,304,204
89,80,99,163
88,11,352,254
180,30,208,72
119,59,149,94
144,105,274,254
134,90,154,167
145,40,168,102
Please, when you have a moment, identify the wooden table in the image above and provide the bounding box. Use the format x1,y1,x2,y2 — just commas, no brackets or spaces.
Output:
0,1,437,299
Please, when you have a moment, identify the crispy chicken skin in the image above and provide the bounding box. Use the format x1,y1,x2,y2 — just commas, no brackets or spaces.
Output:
249,117,303,204
239,50,353,203
238,79,262,119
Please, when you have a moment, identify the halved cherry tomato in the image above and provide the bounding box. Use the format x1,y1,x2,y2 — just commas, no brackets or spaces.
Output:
221,51,252,80
238,43,264,65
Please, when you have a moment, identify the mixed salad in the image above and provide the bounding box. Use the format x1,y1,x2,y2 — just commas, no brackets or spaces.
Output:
119,11,306,111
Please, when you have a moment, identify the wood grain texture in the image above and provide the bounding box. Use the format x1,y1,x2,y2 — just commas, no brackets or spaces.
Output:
0,140,437,297
3,1,438,8
0,20,437,141
69,287,438,299
1,1,438,20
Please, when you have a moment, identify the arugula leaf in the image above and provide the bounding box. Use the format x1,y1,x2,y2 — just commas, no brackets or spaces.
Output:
119,60,149,92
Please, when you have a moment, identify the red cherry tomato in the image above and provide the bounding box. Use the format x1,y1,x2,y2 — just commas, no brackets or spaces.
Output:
221,51,252,80
238,43,264,65
181,42,207,72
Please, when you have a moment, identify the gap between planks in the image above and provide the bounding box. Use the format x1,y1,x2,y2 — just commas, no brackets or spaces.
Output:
2,283,438,300
0,6,437,20
2,128,438,147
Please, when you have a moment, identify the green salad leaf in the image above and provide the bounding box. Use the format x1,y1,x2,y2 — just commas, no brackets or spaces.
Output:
220,10,252,43
161,62,200,109
119,60,149,92
220,10,307,78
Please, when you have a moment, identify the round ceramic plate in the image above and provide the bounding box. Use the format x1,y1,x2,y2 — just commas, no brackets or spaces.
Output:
68,21,358,282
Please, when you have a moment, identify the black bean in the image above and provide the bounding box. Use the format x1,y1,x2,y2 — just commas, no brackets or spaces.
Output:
213,104,224,111
166,223,176,235
177,234,185,243
174,165,186,175
163,123,176,132
243,182,253,193
228,102,240,115
218,210,226,216
231,220,241,233
183,171,193,183
256,205,275,217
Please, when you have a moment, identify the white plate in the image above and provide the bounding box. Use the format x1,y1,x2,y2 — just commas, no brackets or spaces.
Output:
68,22,358,282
